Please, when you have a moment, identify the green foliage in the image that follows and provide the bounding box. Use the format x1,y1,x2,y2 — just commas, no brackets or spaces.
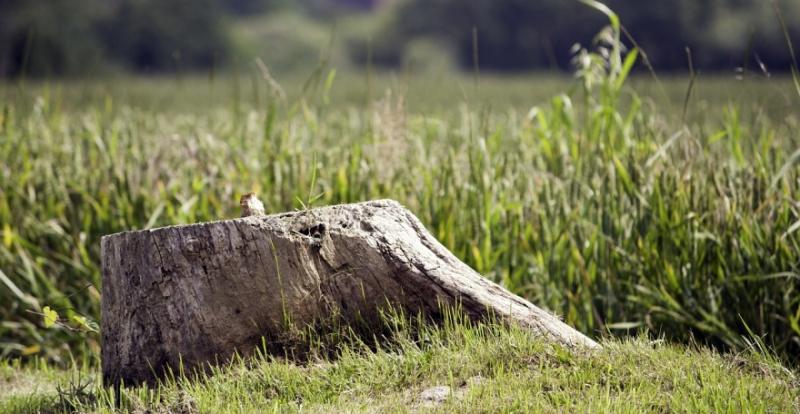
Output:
0,3,799,367
363,0,602,70
1,66,799,366
0,316,797,412
373,0,800,71
0,0,109,77
42,307,58,329
232,12,349,73
101,0,231,72
0,0,234,77
3,0,800,76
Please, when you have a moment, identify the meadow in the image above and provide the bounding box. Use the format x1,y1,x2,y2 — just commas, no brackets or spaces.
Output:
2,315,798,412
1,36,800,410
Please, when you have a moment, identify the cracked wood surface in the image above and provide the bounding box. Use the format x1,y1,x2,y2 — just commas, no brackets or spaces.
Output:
101,199,598,386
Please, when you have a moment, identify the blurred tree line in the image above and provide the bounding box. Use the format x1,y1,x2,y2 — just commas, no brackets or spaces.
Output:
1,0,798,77
366,0,800,72
0,0,282,77
0,0,223,76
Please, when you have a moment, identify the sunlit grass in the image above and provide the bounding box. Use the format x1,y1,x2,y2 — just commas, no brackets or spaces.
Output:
1,65,799,366
1,315,797,413
1,9,800,372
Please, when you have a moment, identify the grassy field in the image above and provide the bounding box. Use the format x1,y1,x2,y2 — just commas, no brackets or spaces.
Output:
1,316,798,413
1,28,800,411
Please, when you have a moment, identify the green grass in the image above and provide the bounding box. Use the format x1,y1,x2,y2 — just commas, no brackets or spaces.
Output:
1,15,800,388
1,71,796,115
2,66,799,364
1,15,800,411
1,317,798,413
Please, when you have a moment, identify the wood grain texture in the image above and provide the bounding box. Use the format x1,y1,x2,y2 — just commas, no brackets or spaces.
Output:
101,199,598,386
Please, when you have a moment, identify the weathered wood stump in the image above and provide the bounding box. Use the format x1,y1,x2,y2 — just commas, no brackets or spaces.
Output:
101,199,597,386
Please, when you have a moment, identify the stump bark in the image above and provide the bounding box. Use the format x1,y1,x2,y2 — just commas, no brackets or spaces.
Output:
101,199,597,386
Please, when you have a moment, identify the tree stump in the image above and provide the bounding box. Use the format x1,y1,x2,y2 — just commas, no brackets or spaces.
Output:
101,199,597,386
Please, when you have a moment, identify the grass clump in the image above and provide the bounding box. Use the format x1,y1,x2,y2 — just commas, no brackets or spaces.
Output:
1,315,797,413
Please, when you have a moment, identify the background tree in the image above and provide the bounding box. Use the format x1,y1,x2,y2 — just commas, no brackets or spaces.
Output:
0,0,798,77
0,0,108,77
100,0,230,72
369,0,800,72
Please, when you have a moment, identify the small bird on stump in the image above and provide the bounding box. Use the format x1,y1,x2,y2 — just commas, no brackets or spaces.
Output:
239,192,266,217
